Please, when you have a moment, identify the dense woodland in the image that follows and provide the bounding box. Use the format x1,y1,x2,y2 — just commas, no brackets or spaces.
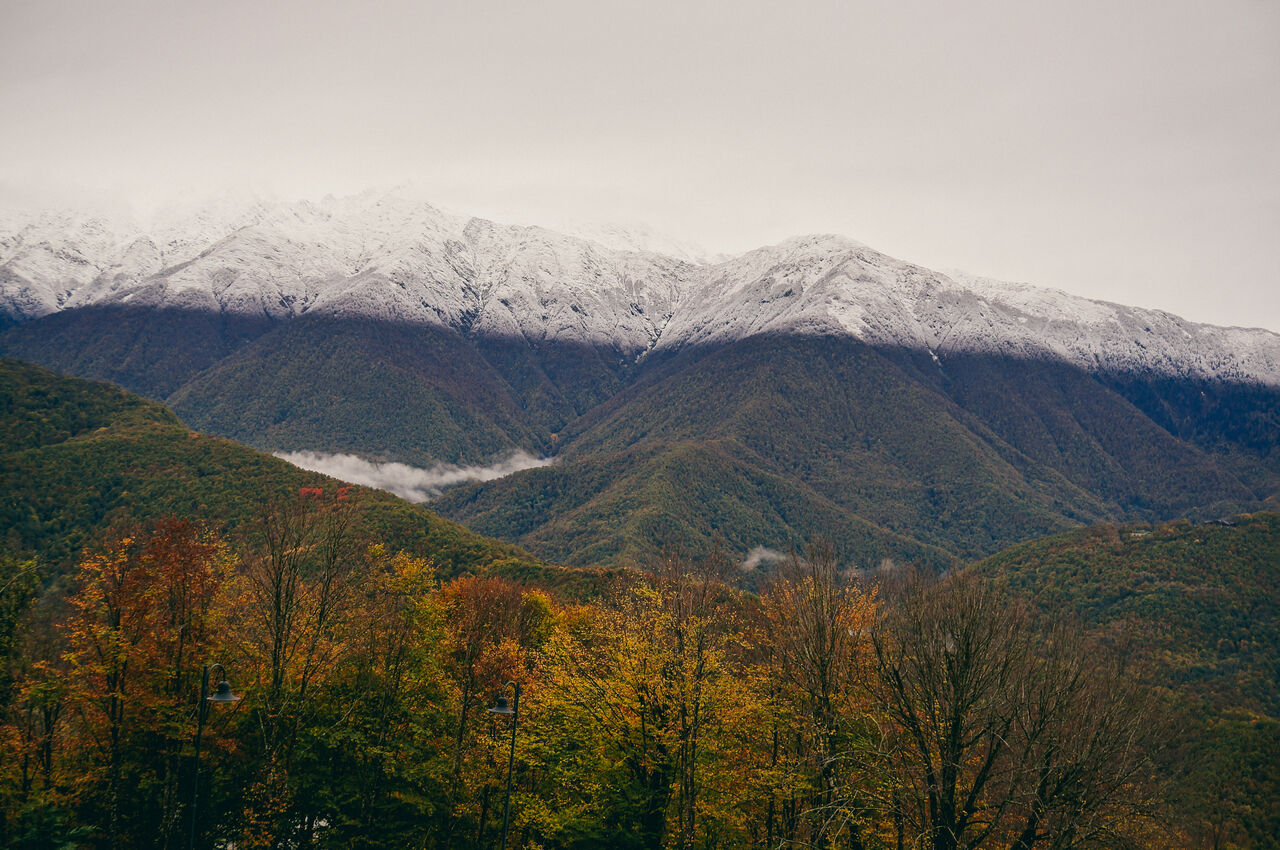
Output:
2,506,1174,849
975,516,1280,848
9,310,1279,570
2,359,1277,848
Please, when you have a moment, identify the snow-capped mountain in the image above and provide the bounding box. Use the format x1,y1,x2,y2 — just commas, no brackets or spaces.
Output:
655,235,1280,385
3,189,1278,384
4,189,1279,569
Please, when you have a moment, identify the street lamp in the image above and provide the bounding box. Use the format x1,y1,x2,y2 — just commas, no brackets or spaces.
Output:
487,681,522,850
188,663,241,850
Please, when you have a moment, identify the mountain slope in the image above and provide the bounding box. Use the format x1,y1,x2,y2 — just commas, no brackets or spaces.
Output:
166,316,556,466
972,513,1280,847
0,305,275,398
3,190,1279,567
933,353,1263,514
975,512,1280,714
434,435,958,570
4,191,1277,385
0,358,541,576
436,335,1267,565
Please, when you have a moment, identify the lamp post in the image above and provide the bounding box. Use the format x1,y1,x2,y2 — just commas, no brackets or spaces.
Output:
188,663,240,850
487,681,521,850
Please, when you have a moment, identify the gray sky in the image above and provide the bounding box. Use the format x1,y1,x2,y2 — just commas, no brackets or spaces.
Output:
3,0,1278,331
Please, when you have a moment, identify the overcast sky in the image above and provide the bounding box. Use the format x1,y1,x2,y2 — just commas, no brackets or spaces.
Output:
3,0,1278,330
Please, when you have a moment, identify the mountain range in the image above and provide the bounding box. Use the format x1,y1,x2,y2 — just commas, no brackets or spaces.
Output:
3,188,1278,566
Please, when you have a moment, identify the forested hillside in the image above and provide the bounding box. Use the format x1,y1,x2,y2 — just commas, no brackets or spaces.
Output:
974,513,1280,848
0,357,553,576
436,336,1276,566
2,360,1277,847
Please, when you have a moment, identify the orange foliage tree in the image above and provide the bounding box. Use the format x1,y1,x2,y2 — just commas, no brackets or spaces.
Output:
60,519,232,849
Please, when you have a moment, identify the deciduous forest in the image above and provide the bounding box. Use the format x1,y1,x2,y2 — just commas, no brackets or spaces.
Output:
1,496,1187,849
2,359,1275,848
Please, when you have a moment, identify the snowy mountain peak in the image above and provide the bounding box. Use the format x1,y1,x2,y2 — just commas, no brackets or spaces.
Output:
2,192,1278,386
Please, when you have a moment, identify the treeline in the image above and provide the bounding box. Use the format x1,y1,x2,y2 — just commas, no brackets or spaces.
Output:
1,497,1174,848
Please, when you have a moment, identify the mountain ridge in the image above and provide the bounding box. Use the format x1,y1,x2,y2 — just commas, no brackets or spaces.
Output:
4,190,1278,568
4,189,1279,385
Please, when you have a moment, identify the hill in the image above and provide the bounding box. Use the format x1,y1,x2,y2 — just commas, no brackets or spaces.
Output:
0,358,560,583
973,513,1280,847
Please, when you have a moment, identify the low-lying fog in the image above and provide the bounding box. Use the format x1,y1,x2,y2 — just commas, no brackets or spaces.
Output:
275,449,555,502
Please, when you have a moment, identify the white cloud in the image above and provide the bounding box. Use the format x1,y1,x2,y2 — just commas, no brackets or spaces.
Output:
741,546,787,572
275,449,554,502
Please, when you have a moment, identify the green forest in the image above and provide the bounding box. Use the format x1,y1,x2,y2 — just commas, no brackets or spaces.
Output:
12,312,1277,572
2,359,1278,848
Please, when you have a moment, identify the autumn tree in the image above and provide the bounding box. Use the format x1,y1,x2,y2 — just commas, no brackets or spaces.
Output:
228,493,364,846
0,585,74,850
760,540,879,847
139,518,235,845
871,572,1163,850
0,556,48,838
528,551,752,850
437,573,554,847
656,548,733,848
58,519,232,849
294,547,454,848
